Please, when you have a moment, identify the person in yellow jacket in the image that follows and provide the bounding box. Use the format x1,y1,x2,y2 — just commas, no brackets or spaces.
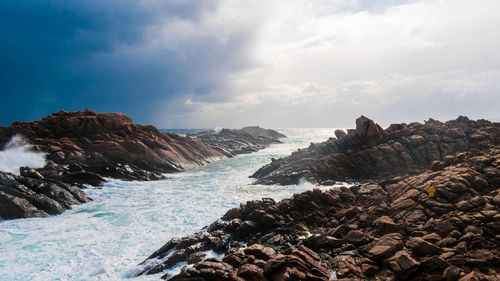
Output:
428,185,436,197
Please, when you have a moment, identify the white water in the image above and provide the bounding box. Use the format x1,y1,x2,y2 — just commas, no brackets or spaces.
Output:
0,128,340,281
0,135,46,174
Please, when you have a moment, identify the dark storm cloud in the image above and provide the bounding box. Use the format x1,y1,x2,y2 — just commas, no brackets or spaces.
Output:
0,0,250,125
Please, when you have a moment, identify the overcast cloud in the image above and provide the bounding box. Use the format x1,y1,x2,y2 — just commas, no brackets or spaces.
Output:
1,0,499,128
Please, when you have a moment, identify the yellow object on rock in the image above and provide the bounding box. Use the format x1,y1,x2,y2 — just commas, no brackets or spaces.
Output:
428,185,435,197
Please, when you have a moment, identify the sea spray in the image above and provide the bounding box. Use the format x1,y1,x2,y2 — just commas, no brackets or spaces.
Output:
0,128,339,281
0,135,46,174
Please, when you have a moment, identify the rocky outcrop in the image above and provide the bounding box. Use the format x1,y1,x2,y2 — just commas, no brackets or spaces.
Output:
136,146,499,280
188,126,286,157
252,116,500,185
0,109,225,186
0,169,91,219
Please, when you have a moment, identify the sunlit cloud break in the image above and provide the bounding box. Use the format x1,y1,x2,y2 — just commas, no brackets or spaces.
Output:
1,0,499,128
155,0,500,128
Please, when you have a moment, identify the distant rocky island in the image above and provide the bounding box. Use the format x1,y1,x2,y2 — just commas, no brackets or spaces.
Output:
0,109,285,219
136,116,500,281
188,127,286,157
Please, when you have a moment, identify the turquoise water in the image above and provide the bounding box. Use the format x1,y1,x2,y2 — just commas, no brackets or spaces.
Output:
0,129,340,281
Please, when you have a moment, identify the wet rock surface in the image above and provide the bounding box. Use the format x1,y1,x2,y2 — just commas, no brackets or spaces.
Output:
0,170,91,219
0,112,286,219
0,109,225,187
137,144,500,280
188,126,286,157
0,109,228,219
251,116,500,185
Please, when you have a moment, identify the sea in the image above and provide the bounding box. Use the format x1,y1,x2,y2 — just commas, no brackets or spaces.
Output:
0,128,343,281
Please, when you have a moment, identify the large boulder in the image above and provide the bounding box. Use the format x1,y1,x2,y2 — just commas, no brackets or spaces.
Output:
354,115,388,145
0,109,226,186
0,171,91,219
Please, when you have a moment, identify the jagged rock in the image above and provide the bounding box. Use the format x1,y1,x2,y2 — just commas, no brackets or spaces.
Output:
0,171,91,219
243,244,276,260
406,237,443,257
374,216,401,235
1,110,269,219
354,115,387,145
366,233,404,260
345,230,370,245
0,109,226,186
19,167,44,179
335,129,347,139
333,253,365,279
443,266,464,281
386,250,420,276
252,116,499,185
0,190,49,219
138,139,500,281
237,264,264,281
263,246,329,281
188,126,285,157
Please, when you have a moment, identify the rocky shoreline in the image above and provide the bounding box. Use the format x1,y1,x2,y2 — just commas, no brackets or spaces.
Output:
0,109,227,186
187,126,286,157
136,116,500,281
0,110,285,220
252,116,499,185
0,169,91,219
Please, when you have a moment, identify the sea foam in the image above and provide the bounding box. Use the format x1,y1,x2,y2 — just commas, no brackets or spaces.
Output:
0,128,342,281
0,135,46,174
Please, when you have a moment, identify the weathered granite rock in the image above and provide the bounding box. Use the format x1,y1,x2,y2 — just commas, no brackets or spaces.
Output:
137,145,500,280
188,126,285,157
0,171,91,219
0,109,225,186
252,116,500,185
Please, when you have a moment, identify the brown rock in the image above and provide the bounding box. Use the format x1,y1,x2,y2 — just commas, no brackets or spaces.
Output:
243,244,276,261
0,191,49,219
335,129,347,139
361,263,378,276
345,230,370,245
434,220,455,236
443,266,463,281
421,256,450,271
458,272,481,281
0,110,227,187
237,264,264,281
422,233,442,244
367,233,404,260
374,216,401,235
334,254,365,278
406,237,443,257
355,115,388,145
264,246,329,281
386,250,420,275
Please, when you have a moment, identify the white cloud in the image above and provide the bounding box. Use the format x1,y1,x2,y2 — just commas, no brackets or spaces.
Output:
154,0,500,128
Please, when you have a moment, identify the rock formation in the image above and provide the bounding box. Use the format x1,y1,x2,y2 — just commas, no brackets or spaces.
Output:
136,146,500,280
188,126,286,157
252,116,500,185
0,109,225,186
136,116,499,280
0,169,91,219
0,110,286,219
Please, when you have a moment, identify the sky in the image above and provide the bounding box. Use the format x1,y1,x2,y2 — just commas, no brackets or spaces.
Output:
1,0,499,128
